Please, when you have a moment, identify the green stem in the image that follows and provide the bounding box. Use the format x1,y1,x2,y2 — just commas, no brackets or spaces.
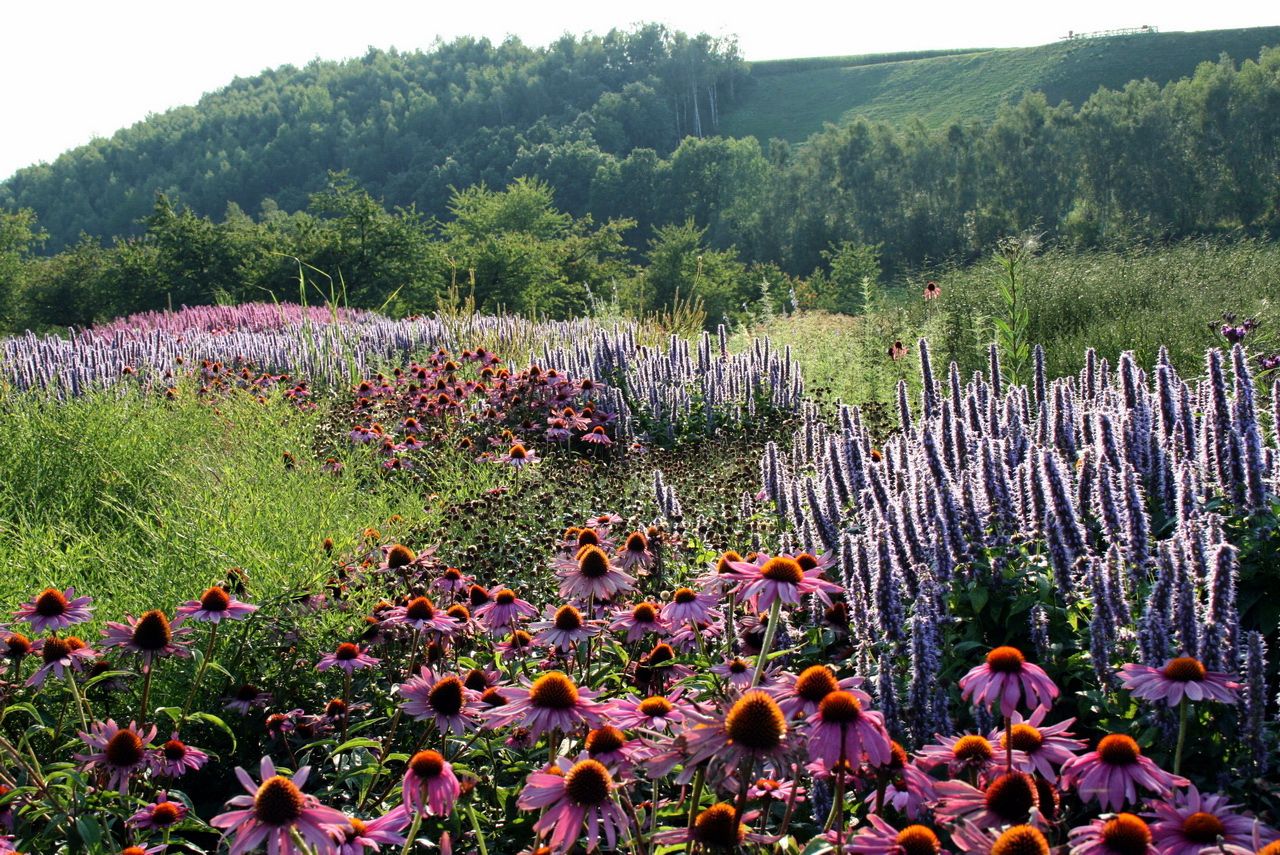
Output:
139,662,154,726
181,622,219,725
466,802,489,855
750,599,783,688
64,670,89,735
684,765,706,854
1174,700,1189,776
400,811,424,855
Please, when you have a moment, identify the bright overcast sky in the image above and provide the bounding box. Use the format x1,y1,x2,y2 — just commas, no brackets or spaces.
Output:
1,0,1275,179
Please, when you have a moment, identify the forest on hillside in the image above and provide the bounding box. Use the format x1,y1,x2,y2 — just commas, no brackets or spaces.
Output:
1,33,1280,332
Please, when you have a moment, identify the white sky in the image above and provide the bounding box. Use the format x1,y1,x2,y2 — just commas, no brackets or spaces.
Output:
1,0,1276,179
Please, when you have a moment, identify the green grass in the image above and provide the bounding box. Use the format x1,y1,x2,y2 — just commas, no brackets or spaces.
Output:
721,26,1280,143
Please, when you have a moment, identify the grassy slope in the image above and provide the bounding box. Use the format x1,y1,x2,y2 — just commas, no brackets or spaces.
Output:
721,26,1280,143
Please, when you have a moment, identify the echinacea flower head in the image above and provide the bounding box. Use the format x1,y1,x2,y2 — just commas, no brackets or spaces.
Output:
333,806,411,855
517,757,632,854
14,587,93,632
316,643,381,673
1147,785,1273,855
1068,812,1157,855
607,690,689,732
1059,733,1188,810
384,596,457,637
960,646,1059,718
953,823,1051,855
935,771,1042,828
728,553,842,610
986,706,1086,782
474,587,539,634
486,671,604,738
711,657,756,689
652,802,770,850
532,604,601,652
76,719,158,794
398,669,481,734
610,601,668,642
917,733,1019,781
1117,657,1242,706
845,815,942,855
880,740,937,819
152,734,209,777
808,689,893,767
129,791,189,829
772,664,865,719
556,545,634,603
500,443,538,468
101,610,191,665
210,757,347,855
402,750,461,817
27,635,96,687
660,586,719,626
224,684,271,715
685,689,790,773
614,531,653,571
176,586,257,623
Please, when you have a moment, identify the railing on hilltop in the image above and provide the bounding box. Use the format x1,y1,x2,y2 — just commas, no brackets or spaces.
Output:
1061,25,1159,41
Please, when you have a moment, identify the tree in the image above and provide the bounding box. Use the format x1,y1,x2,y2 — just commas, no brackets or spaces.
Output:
0,208,45,331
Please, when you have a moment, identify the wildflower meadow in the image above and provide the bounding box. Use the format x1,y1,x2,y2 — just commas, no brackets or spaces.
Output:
0,298,1277,855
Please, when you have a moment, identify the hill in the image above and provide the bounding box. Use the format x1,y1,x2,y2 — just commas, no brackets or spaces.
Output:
719,26,1280,141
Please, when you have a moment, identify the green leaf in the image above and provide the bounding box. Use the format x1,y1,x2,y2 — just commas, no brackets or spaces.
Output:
332,737,381,754
189,712,237,751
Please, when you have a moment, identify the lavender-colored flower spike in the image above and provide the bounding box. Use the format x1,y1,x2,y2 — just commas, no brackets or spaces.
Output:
1241,631,1268,776
1201,542,1240,671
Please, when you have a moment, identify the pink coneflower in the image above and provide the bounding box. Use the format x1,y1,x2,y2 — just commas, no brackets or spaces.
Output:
808,689,893,767
772,664,865,720
128,790,189,829
609,602,668,642
14,587,94,632
917,733,1019,781
474,587,539,634
985,706,1085,782
697,549,746,592
659,586,719,626
101,610,191,665
224,684,271,715
497,629,537,661
177,586,258,623
486,671,605,738
152,734,210,777
401,750,461,817
845,815,943,855
27,635,96,687
607,690,690,732
683,690,791,775
531,605,601,652
750,775,805,804
555,545,635,604
960,646,1059,718
614,531,654,571
881,741,937,820
333,806,411,854
669,616,725,653
953,823,1050,855
583,725,645,770
934,771,1043,828
1117,657,1242,706
211,757,347,854
317,643,381,674
1069,813,1157,855
1147,784,1272,855
711,657,757,689
398,669,481,735
517,757,632,854
1059,733,1188,810
382,596,457,637
651,802,769,850
433,566,473,596
500,443,538,468
581,425,613,446
3,631,32,663
924,280,942,301
76,719,158,794
727,554,842,609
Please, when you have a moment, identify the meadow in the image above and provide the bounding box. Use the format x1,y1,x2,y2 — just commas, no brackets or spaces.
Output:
0,245,1278,854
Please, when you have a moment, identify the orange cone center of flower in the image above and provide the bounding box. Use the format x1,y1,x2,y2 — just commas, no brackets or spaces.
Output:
553,605,584,631
405,597,436,621
1182,812,1226,843
1004,724,1044,752
5,633,31,656
896,825,942,855
694,803,746,847
1102,814,1153,855
254,775,305,825
443,568,463,581
889,741,909,769
586,726,626,756
508,444,528,459
34,588,70,617
1097,734,1141,766
986,646,1027,673
1257,842,1280,855
795,665,840,702
1162,657,1208,682
123,848,150,855
429,677,466,716
105,729,145,766
632,603,658,622
386,544,416,568
447,605,470,622
575,528,601,548
151,802,182,825
639,696,675,717
577,546,611,578
760,557,804,584
529,672,580,710
645,643,676,665
162,739,187,761
990,825,1050,855
410,750,445,779
326,699,348,717
480,687,508,707
818,690,863,723
200,587,232,611
508,630,533,648
132,610,173,651
673,587,699,604
953,734,994,762
727,658,749,674
625,532,647,552
465,669,489,692
563,758,612,805
725,690,787,751
329,643,357,661
984,772,1038,823
716,551,743,574
795,553,819,571
494,589,517,605
42,637,72,663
